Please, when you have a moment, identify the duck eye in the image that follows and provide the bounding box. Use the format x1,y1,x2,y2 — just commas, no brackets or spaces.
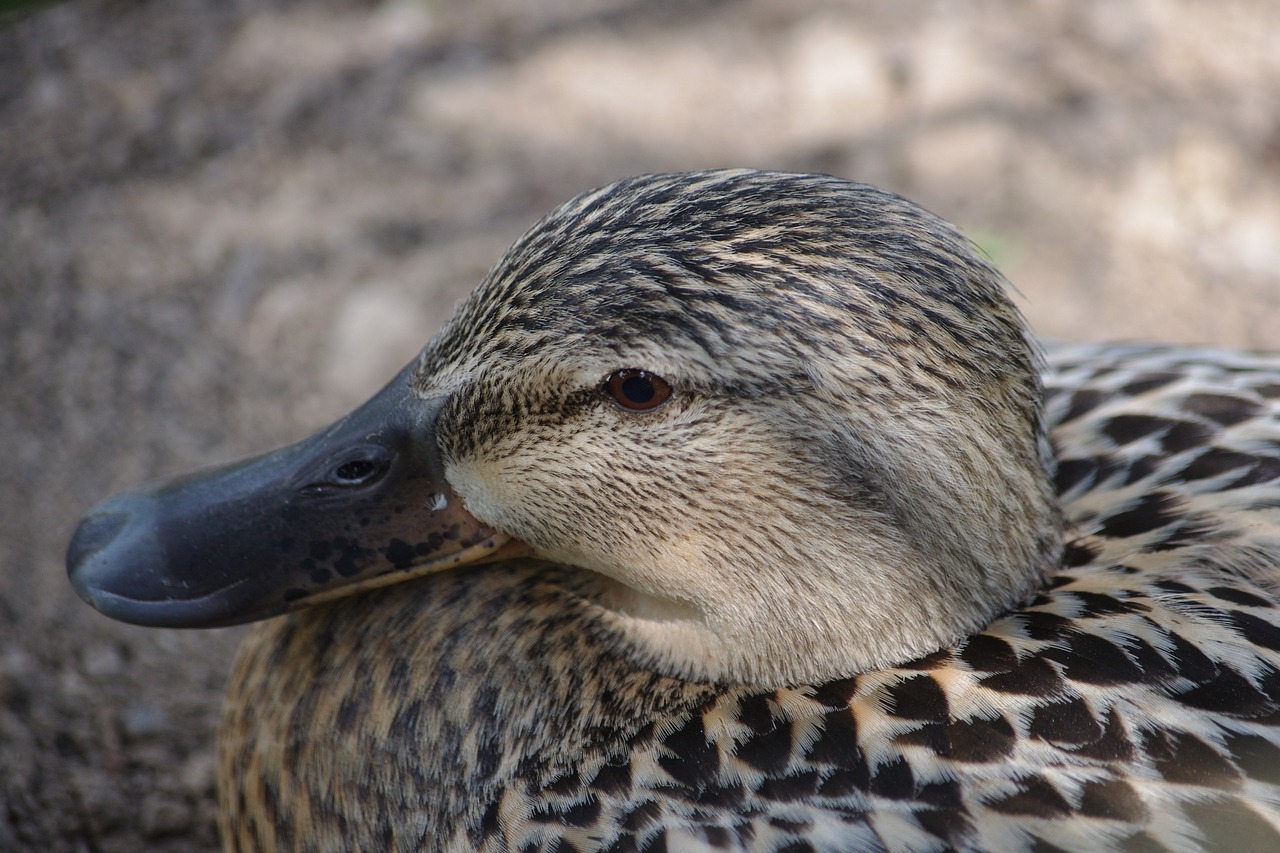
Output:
604,369,672,411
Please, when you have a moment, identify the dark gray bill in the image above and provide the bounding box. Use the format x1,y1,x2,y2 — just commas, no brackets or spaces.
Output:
66,363,523,628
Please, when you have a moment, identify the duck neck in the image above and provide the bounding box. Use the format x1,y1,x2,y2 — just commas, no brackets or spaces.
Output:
587,516,1054,688
218,562,718,849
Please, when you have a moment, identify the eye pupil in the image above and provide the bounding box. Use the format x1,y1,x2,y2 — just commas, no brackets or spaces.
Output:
604,369,672,411
621,375,654,404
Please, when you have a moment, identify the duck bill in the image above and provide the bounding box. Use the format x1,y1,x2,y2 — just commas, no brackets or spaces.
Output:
66,363,527,628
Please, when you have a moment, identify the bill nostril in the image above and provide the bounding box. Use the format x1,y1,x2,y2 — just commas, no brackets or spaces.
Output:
66,510,129,576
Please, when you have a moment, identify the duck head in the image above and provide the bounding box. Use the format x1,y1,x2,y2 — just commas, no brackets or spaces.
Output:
68,170,1062,686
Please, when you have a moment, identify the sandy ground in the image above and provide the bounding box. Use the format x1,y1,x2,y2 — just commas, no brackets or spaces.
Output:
3,0,1279,849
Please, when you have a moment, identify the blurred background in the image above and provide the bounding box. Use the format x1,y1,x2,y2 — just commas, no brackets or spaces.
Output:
2,0,1279,849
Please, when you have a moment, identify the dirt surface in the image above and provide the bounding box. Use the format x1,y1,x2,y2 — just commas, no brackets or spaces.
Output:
3,0,1279,849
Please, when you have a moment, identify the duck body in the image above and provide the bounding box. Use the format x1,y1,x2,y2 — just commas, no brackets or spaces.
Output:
220,342,1280,852
66,171,1280,851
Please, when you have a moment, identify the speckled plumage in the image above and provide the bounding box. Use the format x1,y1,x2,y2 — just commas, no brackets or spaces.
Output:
219,342,1280,852
68,171,1280,852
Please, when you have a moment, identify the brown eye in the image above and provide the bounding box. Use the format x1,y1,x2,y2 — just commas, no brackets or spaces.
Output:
604,369,672,411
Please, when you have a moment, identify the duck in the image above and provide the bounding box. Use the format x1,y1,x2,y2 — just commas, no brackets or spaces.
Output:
66,169,1280,852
